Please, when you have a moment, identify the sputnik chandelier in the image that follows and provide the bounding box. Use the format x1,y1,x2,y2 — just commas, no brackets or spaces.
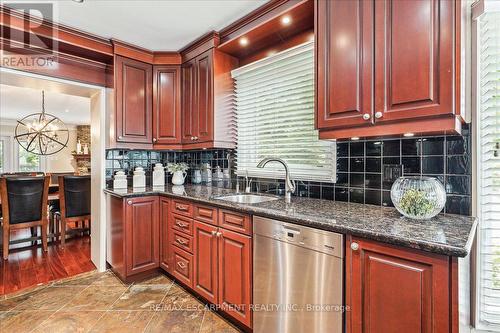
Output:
14,91,69,156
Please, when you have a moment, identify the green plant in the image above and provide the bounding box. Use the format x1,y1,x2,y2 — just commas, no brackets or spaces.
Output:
166,162,189,174
399,189,435,217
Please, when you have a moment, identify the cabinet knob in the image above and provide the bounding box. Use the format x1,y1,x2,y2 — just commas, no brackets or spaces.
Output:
375,112,383,119
153,138,157,142
362,114,371,120
351,242,359,251
211,230,217,236
190,136,195,141
194,136,198,141
216,231,222,237
127,200,132,205
118,135,123,139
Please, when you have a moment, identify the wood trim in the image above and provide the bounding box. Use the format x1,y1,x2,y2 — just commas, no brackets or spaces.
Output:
112,39,155,63
153,52,182,65
451,256,459,333
1,37,112,87
318,115,462,140
180,31,220,63
1,5,113,61
219,0,303,44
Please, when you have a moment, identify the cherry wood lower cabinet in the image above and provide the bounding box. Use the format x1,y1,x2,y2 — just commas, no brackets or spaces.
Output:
193,220,253,329
193,221,219,304
159,197,171,272
218,228,252,328
346,236,455,333
106,194,160,281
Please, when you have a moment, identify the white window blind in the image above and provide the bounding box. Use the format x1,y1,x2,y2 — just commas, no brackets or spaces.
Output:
478,10,500,330
231,42,335,182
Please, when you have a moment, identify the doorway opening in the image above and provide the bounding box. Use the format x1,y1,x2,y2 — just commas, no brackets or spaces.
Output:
0,68,107,295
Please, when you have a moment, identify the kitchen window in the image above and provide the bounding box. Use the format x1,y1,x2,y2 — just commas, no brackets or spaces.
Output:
475,2,500,330
231,42,335,182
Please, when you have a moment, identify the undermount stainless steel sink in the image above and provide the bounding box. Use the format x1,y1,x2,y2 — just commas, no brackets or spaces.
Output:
214,193,280,204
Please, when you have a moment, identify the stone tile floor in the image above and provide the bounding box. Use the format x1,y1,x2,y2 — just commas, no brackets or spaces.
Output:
0,270,241,333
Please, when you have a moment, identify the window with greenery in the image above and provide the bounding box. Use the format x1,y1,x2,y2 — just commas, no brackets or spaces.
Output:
231,42,335,182
17,141,40,172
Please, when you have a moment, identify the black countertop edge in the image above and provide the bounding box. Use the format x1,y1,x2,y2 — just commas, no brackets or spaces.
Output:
103,186,477,258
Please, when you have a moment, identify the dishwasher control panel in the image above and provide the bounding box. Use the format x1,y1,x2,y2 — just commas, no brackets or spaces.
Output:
254,216,344,258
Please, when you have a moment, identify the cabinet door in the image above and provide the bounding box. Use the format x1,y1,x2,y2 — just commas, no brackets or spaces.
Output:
159,197,170,273
218,228,252,328
374,0,455,122
125,196,159,275
315,0,373,129
181,59,197,143
193,221,218,304
346,236,450,333
153,65,181,145
115,55,153,144
194,50,214,143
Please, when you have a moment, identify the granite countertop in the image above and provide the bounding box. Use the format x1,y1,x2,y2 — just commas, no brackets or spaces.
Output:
104,185,477,257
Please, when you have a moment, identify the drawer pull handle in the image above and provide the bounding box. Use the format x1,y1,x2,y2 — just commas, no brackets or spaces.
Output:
176,204,188,211
176,221,188,228
177,261,187,269
176,238,188,245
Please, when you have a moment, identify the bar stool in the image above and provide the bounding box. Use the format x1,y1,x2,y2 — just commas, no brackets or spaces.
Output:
0,176,50,260
55,175,91,247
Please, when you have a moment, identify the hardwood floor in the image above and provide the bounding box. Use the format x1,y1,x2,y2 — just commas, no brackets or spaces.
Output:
0,230,94,296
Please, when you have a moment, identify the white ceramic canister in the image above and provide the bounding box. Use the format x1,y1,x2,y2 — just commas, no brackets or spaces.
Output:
133,167,146,188
113,170,128,189
152,163,165,186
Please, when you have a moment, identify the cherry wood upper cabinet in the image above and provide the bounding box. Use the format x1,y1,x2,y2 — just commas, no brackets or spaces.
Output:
193,221,219,304
316,0,462,139
125,196,159,276
181,47,238,149
195,50,214,143
181,59,197,144
346,236,452,333
152,65,181,147
374,0,454,122
218,228,252,328
315,0,373,129
115,56,153,146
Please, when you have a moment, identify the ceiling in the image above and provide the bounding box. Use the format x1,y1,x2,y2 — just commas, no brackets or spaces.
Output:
23,0,269,51
0,84,91,125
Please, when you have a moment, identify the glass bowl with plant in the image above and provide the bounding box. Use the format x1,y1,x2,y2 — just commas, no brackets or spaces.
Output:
390,176,446,220
167,162,189,185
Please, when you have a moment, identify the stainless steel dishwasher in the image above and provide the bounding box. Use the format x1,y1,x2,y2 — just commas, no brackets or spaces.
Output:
253,216,344,333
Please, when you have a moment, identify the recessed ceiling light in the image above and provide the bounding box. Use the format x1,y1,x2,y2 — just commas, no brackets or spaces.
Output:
351,137,360,141
404,133,415,137
281,15,292,25
239,37,249,46
72,0,84,3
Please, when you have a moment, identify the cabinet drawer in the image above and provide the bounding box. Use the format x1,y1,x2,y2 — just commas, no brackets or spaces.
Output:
194,204,218,225
171,214,193,236
172,230,193,253
218,209,252,235
171,199,193,217
172,246,193,288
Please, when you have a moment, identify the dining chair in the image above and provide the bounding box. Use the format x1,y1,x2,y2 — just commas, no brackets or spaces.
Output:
0,176,50,260
56,175,91,247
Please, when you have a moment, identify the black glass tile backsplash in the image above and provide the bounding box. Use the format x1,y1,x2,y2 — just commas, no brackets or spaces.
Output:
105,124,472,216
